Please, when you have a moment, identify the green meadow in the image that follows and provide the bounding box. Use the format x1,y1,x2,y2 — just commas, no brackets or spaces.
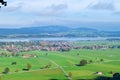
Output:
0,49,120,80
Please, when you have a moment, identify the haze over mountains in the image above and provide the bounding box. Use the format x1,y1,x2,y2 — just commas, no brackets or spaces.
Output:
0,26,120,38
0,22,120,31
0,26,96,34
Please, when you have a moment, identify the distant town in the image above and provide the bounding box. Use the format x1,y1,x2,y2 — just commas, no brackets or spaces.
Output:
0,40,119,57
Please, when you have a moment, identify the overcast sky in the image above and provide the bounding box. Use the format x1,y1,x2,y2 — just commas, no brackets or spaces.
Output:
0,0,120,30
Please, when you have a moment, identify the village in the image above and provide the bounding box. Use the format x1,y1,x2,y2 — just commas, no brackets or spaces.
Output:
0,40,119,57
0,40,120,52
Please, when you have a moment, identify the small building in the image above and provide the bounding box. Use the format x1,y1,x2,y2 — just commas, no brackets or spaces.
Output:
95,72,103,75
22,54,37,58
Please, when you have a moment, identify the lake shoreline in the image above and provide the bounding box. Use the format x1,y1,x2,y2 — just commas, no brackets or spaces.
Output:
0,37,120,42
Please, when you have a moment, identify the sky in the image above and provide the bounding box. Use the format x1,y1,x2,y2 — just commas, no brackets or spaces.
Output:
0,0,120,31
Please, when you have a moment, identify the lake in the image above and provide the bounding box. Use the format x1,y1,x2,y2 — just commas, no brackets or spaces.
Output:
0,37,120,42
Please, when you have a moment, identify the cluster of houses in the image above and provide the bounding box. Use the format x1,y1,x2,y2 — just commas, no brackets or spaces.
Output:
73,45,109,50
0,41,71,53
0,41,119,54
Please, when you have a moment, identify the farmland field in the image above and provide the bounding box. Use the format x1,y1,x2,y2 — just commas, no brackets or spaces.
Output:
0,48,120,80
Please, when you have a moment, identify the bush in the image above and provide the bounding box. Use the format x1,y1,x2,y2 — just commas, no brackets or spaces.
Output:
3,67,10,74
89,60,93,63
100,59,104,62
15,69,19,72
80,59,87,66
68,72,72,77
27,63,32,69
113,73,120,79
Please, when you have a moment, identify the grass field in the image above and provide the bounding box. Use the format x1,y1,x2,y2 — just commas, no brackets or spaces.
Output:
0,49,120,80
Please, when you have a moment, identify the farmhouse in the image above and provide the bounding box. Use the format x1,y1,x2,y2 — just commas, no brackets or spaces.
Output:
95,72,103,75
22,54,37,58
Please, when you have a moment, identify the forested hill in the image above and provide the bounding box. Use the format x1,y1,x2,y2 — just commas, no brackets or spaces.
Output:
0,26,96,34
0,26,120,38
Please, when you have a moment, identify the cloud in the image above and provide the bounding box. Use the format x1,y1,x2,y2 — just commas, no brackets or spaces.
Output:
32,3,68,16
88,0,115,10
0,1,24,12
5,4,22,12
3,0,68,16
0,0,120,28
50,4,68,11
113,12,120,15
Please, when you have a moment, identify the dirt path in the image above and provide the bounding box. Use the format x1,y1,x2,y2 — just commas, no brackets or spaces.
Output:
50,60,71,80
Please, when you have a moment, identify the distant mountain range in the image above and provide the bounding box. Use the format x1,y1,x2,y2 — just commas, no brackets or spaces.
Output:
0,26,120,38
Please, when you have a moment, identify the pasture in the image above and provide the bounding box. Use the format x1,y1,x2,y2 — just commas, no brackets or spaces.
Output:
0,49,120,80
